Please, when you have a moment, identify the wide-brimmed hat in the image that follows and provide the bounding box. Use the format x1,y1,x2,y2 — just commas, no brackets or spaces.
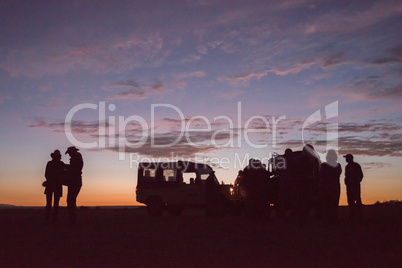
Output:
51,149,62,158
65,146,79,154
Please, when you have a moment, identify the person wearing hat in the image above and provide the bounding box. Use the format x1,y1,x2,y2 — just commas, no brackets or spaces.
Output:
343,154,364,220
65,146,84,224
44,149,65,223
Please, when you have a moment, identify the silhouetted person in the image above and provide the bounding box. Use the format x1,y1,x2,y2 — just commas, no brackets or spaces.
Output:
277,148,295,219
65,146,83,225
344,154,363,220
44,150,65,223
234,170,244,186
205,172,221,216
319,150,342,224
242,159,270,219
294,144,321,224
234,170,247,201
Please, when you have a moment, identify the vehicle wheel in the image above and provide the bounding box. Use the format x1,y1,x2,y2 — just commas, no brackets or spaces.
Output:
146,197,165,216
167,205,183,216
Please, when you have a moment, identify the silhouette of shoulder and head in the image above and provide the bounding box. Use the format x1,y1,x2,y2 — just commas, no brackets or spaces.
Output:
326,149,338,166
65,146,80,156
51,149,62,161
250,159,263,169
284,148,293,157
343,154,354,164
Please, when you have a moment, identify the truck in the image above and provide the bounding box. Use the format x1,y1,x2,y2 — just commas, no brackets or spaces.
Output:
136,161,237,216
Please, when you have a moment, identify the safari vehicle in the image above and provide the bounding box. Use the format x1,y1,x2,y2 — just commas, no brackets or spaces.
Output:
136,161,236,216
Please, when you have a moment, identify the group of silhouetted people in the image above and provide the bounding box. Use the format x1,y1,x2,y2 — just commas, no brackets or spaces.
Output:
235,144,364,224
44,146,83,224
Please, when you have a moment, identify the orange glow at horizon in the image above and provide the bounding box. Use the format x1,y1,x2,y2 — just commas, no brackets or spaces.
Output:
2,174,398,207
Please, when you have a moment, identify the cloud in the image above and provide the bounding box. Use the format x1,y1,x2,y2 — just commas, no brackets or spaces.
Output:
277,118,402,157
0,33,166,78
28,117,110,134
303,120,402,134
314,73,402,104
276,135,402,158
362,162,392,169
348,76,402,101
369,85,402,100
157,116,236,131
231,71,270,84
96,128,238,159
114,79,140,88
271,61,316,76
104,79,146,101
152,79,164,92
341,121,401,133
28,114,241,159
371,44,402,65
221,61,316,86
304,0,401,35
338,136,402,157
106,89,146,101
28,113,402,159
321,52,348,68
105,70,206,101
104,77,169,101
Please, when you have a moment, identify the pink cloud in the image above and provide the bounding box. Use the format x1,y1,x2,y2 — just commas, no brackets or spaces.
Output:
152,79,164,92
219,70,269,87
106,89,146,101
221,61,316,86
270,61,316,76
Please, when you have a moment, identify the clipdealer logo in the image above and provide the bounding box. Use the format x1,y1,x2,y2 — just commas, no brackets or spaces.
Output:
302,101,338,162
64,101,338,167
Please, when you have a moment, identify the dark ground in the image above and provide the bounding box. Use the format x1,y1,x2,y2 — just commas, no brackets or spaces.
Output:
0,205,401,268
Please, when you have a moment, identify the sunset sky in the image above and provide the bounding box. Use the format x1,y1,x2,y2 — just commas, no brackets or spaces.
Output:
0,0,401,207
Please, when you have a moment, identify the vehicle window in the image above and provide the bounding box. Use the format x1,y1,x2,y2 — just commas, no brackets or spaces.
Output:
200,174,210,180
182,172,197,184
143,169,156,178
163,169,175,182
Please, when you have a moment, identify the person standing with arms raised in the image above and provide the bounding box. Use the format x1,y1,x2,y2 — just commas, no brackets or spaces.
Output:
65,146,83,225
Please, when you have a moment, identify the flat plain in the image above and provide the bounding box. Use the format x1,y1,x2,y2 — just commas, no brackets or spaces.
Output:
0,205,401,268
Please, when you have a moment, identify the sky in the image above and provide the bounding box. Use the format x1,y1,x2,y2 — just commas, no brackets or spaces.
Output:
0,0,401,207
